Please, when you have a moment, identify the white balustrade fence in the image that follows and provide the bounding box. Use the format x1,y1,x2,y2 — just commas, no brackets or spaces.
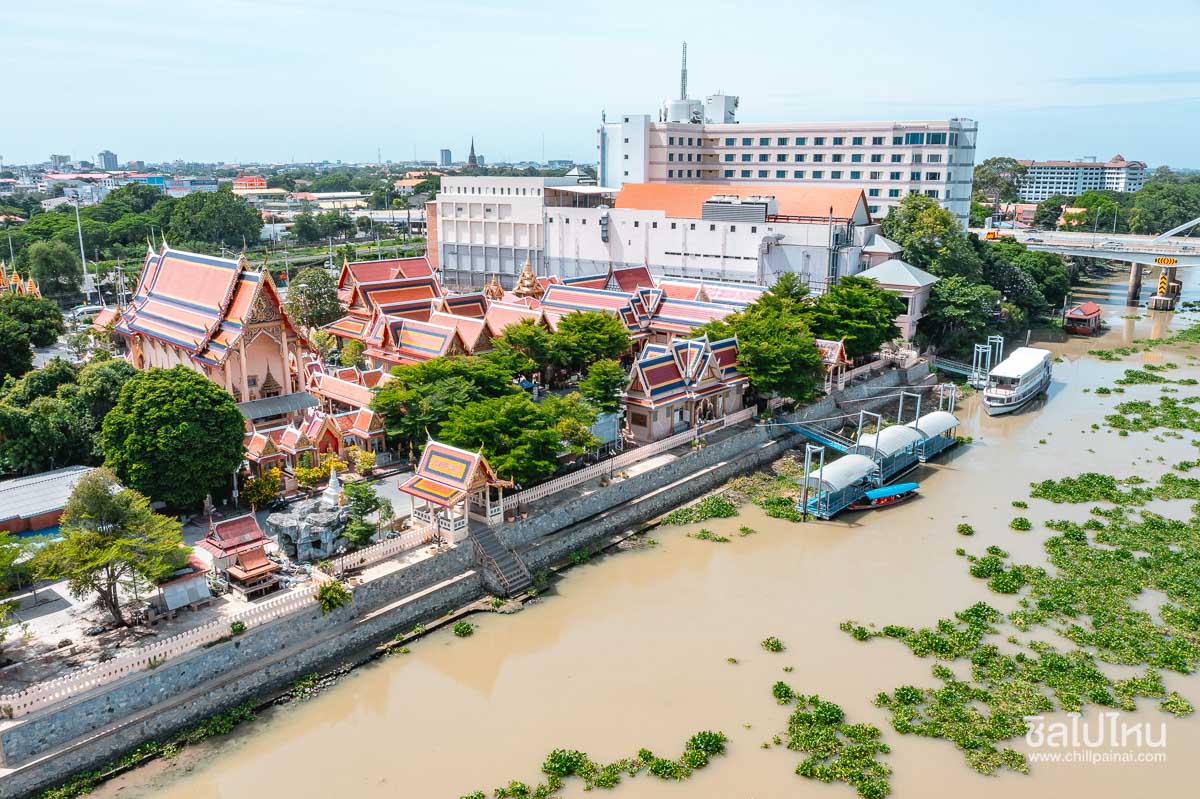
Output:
326,524,437,575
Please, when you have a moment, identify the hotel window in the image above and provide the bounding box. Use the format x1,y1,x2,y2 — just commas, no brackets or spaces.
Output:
910,171,921,180
890,154,903,163
741,154,752,162
777,137,789,145
690,223,696,230
927,154,942,163
724,153,734,162
869,171,882,179
831,171,842,179
751,226,757,233
668,136,675,145
758,137,770,146
888,189,901,197
927,132,947,145
667,170,673,177
796,137,807,145
868,205,879,213
852,136,864,145
730,225,736,231
925,189,939,198
671,222,677,229
950,133,958,145
758,154,769,162
775,170,786,178
687,137,694,145
795,154,806,162
892,136,903,145
814,136,825,145
793,170,805,178
709,224,716,231
668,153,674,161
758,170,768,178
724,170,734,177
741,170,751,177
776,154,788,162
904,132,925,145
851,154,862,163
850,171,861,179
741,137,752,145
687,170,693,177
812,170,824,179
725,137,735,145
832,137,844,145
832,154,844,163
912,153,922,164
652,222,658,228
686,153,693,161
872,136,885,145
925,172,941,181
633,221,639,227
868,188,880,197
889,171,901,180
870,154,882,163
812,154,824,162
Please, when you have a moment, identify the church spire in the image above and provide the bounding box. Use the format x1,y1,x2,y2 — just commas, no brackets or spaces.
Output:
467,137,478,168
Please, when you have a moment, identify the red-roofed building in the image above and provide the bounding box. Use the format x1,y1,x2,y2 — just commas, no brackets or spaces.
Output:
399,439,512,541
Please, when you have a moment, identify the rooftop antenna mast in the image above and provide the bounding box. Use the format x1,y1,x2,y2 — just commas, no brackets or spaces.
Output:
680,41,688,100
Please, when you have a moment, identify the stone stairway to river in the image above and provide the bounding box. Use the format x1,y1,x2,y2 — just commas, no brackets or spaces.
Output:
470,524,532,596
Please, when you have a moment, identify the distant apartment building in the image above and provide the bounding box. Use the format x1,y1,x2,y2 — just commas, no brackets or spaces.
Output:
596,48,976,228
1016,154,1147,202
433,175,880,292
98,150,118,171
439,149,453,167
50,154,71,169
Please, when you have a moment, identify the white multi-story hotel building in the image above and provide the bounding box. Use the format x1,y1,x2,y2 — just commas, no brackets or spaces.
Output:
1016,154,1147,202
598,101,977,229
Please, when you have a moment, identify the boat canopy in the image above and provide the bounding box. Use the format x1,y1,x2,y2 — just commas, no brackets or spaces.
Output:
989,346,1051,380
804,454,876,493
855,425,924,458
905,410,959,439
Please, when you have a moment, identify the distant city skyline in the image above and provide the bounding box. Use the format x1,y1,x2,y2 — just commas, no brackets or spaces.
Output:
3,0,1199,169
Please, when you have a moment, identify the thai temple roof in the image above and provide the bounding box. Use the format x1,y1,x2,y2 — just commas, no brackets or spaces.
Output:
625,334,746,409
399,439,510,507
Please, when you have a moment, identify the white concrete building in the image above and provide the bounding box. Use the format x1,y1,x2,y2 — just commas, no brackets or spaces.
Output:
1016,154,1147,202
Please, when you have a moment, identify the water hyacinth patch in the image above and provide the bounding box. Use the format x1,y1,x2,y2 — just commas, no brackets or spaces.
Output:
773,688,892,799
663,494,738,525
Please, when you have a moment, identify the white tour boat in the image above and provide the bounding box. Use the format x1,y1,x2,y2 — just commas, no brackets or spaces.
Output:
982,346,1053,416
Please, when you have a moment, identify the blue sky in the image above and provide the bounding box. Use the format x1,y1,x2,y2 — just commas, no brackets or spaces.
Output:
3,0,1198,167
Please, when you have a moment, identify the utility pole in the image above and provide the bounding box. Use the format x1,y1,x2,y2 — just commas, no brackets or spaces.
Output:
73,199,90,303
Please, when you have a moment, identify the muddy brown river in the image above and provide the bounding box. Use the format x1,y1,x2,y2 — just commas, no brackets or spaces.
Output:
94,268,1200,798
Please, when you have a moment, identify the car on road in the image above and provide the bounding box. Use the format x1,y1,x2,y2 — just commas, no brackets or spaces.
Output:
68,304,105,320
1024,237,1043,243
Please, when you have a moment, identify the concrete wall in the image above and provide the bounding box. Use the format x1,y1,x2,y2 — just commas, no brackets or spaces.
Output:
0,545,474,772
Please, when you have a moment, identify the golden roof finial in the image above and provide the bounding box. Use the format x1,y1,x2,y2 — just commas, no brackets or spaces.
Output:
483,274,504,301
513,256,541,298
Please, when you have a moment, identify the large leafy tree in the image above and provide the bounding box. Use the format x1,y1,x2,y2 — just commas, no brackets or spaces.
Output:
167,186,262,246
42,468,185,626
71,357,137,427
0,356,77,406
0,317,32,380
24,240,83,303
284,266,342,330
548,311,631,374
0,293,64,347
290,211,322,244
1034,194,1071,229
372,356,517,455
972,156,1028,207
100,366,245,507
579,359,627,413
917,275,1001,355
1129,180,1200,235
487,318,552,376
879,194,982,280
804,276,904,360
439,393,584,486
986,239,1070,308
0,396,92,474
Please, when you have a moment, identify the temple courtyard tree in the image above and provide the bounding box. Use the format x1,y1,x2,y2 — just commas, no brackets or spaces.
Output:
579,359,627,414
548,311,631,375
804,276,904,360
0,292,64,347
41,468,186,627
284,267,342,330
23,240,83,303
100,366,245,507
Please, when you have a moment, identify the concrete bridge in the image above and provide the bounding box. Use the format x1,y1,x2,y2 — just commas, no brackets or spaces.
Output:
973,214,1200,307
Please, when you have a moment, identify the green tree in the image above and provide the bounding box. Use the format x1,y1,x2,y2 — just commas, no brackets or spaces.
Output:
72,357,137,427
698,296,823,401
266,173,297,192
804,276,904,359
1,356,77,406
879,194,982,280
241,467,281,511
0,395,92,474
24,240,83,303
291,211,322,244
969,201,991,228
0,317,32,380
1034,194,1071,229
284,267,342,330
0,292,65,346
487,318,552,375
579,359,626,413
972,156,1027,208
41,468,186,626
372,356,517,455
987,239,1071,308
342,480,392,546
339,339,365,368
548,311,631,374
917,275,1001,355
439,393,566,485
167,186,262,246
309,329,337,362
104,183,165,214
1129,181,1200,235
100,366,245,507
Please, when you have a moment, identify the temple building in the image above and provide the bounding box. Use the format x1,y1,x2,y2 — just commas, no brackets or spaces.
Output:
623,335,747,443
399,439,510,541
0,262,41,298
110,244,306,413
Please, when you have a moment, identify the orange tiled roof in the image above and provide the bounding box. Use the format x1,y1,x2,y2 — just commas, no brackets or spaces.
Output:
614,183,867,221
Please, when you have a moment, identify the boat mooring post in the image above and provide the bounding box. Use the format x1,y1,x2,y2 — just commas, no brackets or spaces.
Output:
801,444,825,521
